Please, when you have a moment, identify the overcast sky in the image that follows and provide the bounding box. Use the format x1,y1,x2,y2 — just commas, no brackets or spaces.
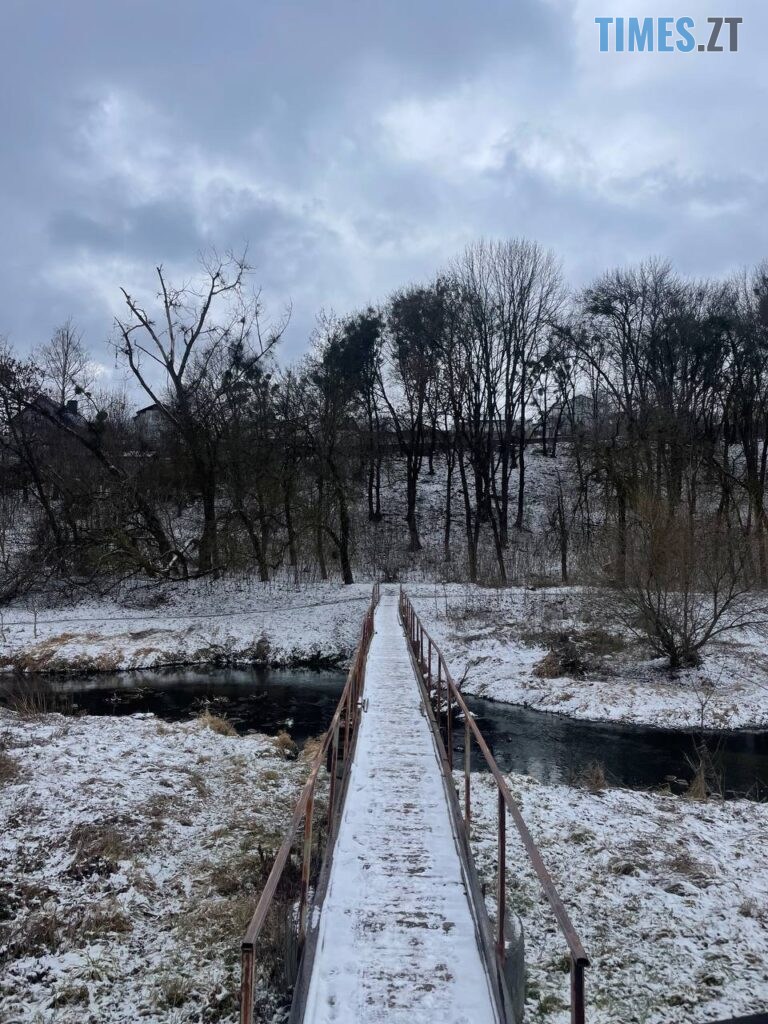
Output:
0,0,764,383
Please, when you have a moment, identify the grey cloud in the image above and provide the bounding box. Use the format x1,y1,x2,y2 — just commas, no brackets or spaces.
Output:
0,0,766,369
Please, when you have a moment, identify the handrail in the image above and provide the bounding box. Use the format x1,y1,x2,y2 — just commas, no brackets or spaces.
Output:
240,582,380,1023
399,586,589,1024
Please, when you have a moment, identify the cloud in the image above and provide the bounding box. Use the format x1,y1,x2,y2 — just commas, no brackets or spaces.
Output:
0,0,765,381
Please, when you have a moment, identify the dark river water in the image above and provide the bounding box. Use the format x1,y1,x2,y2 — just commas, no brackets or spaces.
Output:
3,667,766,798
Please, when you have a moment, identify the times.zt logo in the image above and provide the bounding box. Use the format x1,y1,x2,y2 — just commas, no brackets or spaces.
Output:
596,16,743,52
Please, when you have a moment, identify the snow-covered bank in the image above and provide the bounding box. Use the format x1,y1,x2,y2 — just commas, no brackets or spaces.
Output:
0,578,373,674
3,575,768,731
0,711,308,1023
469,772,768,1023
408,583,768,731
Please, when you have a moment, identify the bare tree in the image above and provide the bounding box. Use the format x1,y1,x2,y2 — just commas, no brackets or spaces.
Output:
39,319,95,407
116,250,287,574
620,495,761,669
490,239,566,536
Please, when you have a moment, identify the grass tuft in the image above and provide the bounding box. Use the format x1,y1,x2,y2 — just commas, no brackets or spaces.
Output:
198,709,238,737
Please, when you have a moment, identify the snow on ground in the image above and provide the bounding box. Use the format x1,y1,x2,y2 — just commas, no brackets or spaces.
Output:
0,577,373,674
407,583,768,731
0,709,309,1023
4,573,767,731
468,772,768,1024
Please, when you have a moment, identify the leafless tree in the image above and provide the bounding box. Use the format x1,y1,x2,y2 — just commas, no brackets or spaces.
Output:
39,319,95,407
116,250,287,574
620,495,762,669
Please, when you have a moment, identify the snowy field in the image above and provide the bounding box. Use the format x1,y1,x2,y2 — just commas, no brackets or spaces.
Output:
408,583,768,731
0,578,373,674
2,708,766,1024
2,575,767,731
0,710,308,1023
469,772,768,1024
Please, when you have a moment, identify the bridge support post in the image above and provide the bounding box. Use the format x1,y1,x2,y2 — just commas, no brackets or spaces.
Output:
497,790,506,961
464,718,471,832
240,945,254,1024
446,684,453,771
328,719,340,827
436,660,442,730
299,792,315,946
570,957,586,1024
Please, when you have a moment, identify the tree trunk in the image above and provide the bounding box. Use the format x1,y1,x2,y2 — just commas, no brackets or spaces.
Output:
198,483,218,574
315,477,328,580
336,488,354,585
406,459,421,552
444,449,454,562
284,484,298,568
615,487,627,587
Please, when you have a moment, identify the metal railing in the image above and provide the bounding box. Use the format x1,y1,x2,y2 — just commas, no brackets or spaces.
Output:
399,586,589,1024
239,582,380,1024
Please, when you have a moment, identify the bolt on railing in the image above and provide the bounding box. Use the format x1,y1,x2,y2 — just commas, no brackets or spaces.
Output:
400,586,589,1024
240,582,380,1024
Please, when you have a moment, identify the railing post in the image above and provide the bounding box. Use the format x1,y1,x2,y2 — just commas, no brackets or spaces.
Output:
328,719,340,828
427,637,432,693
464,718,471,832
298,790,315,946
240,945,254,1024
436,658,442,729
446,678,453,772
571,958,586,1024
343,687,351,761
497,790,506,961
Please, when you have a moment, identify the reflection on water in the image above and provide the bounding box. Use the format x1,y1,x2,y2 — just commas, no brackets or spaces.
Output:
460,696,768,799
2,667,766,798
3,667,346,746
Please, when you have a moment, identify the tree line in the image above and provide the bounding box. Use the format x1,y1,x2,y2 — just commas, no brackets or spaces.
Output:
1,243,767,623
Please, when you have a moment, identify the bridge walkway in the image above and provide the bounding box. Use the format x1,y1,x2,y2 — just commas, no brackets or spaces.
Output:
300,591,499,1024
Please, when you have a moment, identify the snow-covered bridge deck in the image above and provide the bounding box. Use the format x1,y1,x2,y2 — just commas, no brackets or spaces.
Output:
301,591,499,1024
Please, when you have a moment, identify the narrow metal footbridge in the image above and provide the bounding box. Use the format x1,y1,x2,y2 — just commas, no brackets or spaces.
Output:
240,584,588,1024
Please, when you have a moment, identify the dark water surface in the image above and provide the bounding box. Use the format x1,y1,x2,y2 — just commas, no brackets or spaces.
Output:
3,667,766,797
463,695,768,799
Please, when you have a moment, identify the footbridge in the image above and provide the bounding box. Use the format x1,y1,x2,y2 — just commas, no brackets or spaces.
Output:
240,584,588,1024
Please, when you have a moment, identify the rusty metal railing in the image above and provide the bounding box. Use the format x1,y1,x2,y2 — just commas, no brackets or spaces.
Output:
239,582,380,1023
399,586,589,1024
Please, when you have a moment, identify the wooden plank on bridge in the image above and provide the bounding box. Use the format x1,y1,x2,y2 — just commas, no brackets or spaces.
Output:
300,591,499,1024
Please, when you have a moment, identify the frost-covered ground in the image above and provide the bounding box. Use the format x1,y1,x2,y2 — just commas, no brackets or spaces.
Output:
3,575,767,730
468,772,768,1023
0,578,373,674
408,583,768,730
0,710,308,1023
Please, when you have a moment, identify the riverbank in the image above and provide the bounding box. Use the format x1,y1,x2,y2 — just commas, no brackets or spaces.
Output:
0,578,372,674
2,708,765,1023
0,710,308,1023
2,577,767,731
408,583,768,731
469,772,768,1023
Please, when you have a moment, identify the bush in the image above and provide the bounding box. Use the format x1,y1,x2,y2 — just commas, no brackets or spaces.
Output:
620,499,760,670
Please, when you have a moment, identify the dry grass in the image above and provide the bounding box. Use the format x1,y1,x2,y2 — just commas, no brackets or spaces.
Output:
579,761,607,793
0,748,19,785
1,894,129,961
532,651,564,679
154,972,193,1009
68,820,135,878
51,982,90,1008
197,709,238,737
80,899,133,938
300,734,325,763
273,730,298,760
3,678,61,716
